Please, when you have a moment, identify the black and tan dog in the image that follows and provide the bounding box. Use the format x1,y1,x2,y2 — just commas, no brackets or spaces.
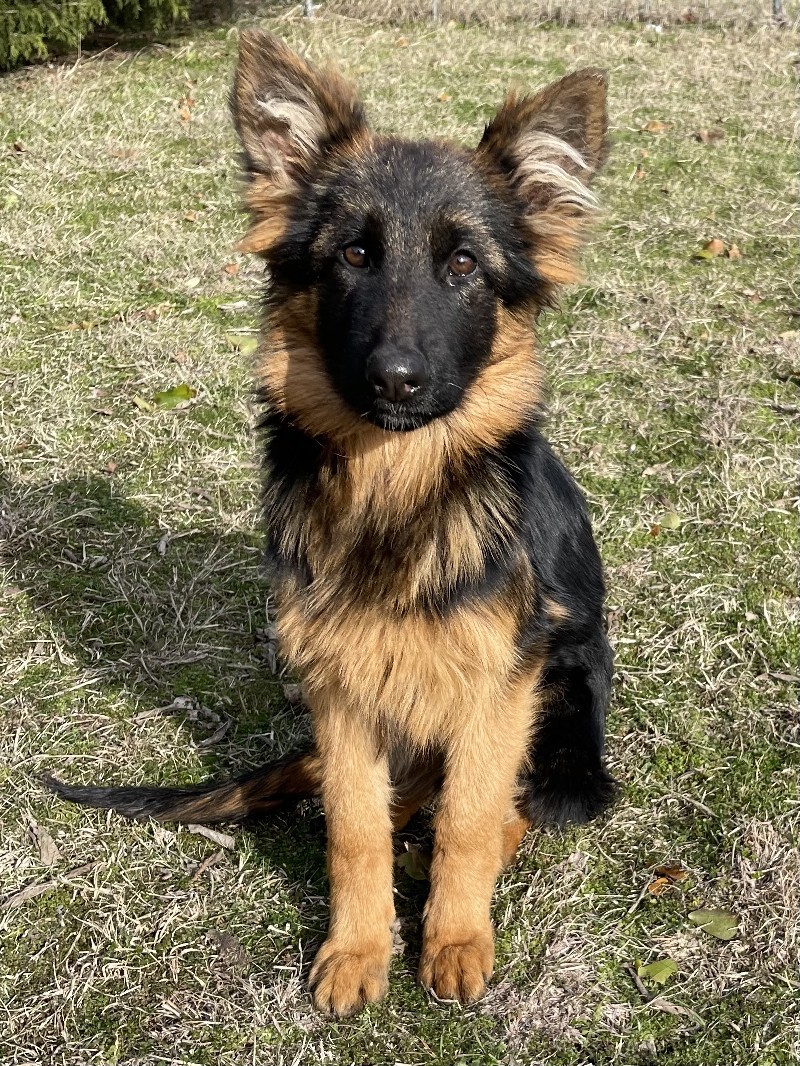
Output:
47,32,616,1016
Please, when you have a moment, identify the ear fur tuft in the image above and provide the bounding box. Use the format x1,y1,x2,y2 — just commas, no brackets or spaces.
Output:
231,31,369,253
477,69,609,294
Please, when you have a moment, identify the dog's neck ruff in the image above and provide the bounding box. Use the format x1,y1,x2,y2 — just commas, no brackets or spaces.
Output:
259,301,541,511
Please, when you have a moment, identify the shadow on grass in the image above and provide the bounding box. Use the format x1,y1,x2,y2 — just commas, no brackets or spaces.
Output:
1,471,329,889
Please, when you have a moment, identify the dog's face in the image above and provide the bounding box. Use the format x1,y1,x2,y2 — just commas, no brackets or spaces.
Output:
232,33,608,434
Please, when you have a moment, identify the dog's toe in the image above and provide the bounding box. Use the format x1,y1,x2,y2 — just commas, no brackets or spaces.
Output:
309,940,390,1017
419,930,494,1003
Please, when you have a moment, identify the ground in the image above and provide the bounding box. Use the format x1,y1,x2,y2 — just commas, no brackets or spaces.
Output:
1,11,798,1066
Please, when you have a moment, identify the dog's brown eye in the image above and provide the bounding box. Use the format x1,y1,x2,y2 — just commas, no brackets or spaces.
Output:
448,251,477,277
343,244,368,268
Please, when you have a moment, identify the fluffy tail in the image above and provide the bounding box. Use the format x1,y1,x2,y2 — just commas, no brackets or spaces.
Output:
44,748,322,824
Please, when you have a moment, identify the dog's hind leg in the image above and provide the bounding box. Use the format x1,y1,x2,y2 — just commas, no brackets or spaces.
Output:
521,630,617,826
307,683,395,1018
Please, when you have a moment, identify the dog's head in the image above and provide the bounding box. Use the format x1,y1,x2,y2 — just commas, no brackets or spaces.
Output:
232,32,608,436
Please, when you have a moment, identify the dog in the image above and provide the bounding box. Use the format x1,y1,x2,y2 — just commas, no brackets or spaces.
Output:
47,31,616,1017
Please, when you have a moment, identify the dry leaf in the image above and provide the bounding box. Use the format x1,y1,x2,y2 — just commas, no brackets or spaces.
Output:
437,91,452,103
222,262,240,276
282,683,303,705
28,821,61,867
727,243,742,260
208,929,250,973
693,238,725,260
640,120,672,134
694,128,725,144
192,849,224,880
2,863,98,911
395,36,409,47
102,460,118,474
188,825,236,850
647,861,688,896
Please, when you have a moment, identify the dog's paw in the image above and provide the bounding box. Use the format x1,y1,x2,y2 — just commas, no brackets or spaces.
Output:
309,939,391,1017
418,929,494,1003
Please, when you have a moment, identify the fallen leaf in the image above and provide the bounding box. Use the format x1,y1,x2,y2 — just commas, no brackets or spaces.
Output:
192,849,224,880
188,825,236,850
437,91,452,103
208,929,250,972
1,862,98,910
222,262,240,276
659,511,681,530
649,524,661,537
197,719,232,747
395,36,409,47
689,908,738,940
640,120,672,134
396,843,431,881
28,821,61,866
228,333,258,355
650,997,704,1026
110,147,138,160
694,128,725,144
637,957,677,985
152,383,197,410
647,861,688,895
727,243,742,260
183,210,200,223
693,238,726,260
634,164,646,180
282,683,303,705
131,395,154,412
102,460,118,474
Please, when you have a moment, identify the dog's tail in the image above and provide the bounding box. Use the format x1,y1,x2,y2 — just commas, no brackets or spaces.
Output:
43,748,322,824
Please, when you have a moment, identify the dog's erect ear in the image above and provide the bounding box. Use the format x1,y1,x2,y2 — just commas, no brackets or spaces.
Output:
232,31,368,252
233,30,367,181
476,69,609,293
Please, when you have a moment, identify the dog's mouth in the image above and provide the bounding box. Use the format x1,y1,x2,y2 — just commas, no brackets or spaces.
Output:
364,404,429,432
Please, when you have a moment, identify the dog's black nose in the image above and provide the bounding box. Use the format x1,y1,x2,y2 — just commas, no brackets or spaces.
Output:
367,349,427,403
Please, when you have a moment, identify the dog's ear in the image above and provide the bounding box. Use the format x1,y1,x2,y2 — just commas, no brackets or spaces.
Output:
477,69,609,293
232,31,368,252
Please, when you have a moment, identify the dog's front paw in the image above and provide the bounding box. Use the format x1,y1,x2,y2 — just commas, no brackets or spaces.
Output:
309,939,391,1017
418,928,494,1003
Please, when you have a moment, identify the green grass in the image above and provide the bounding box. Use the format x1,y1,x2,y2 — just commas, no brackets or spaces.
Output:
1,13,798,1066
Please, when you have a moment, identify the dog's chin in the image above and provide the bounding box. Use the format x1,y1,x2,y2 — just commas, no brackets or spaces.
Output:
365,405,434,433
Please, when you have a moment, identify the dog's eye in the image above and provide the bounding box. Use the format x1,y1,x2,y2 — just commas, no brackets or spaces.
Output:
343,244,368,269
448,251,477,277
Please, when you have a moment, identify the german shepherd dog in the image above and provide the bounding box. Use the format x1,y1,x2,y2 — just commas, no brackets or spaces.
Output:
47,31,615,1016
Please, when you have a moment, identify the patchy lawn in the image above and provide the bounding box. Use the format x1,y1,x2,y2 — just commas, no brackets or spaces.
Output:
1,12,797,1066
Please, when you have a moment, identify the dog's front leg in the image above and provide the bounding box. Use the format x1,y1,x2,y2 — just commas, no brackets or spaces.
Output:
419,674,535,1003
307,685,394,1016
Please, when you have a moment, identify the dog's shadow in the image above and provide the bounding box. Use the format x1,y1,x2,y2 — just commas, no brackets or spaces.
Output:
3,474,327,880
2,472,432,957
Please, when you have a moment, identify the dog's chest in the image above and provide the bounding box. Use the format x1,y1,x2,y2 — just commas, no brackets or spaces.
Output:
265,440,526,732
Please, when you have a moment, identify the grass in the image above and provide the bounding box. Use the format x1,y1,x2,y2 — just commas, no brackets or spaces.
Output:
1,11,798,1066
